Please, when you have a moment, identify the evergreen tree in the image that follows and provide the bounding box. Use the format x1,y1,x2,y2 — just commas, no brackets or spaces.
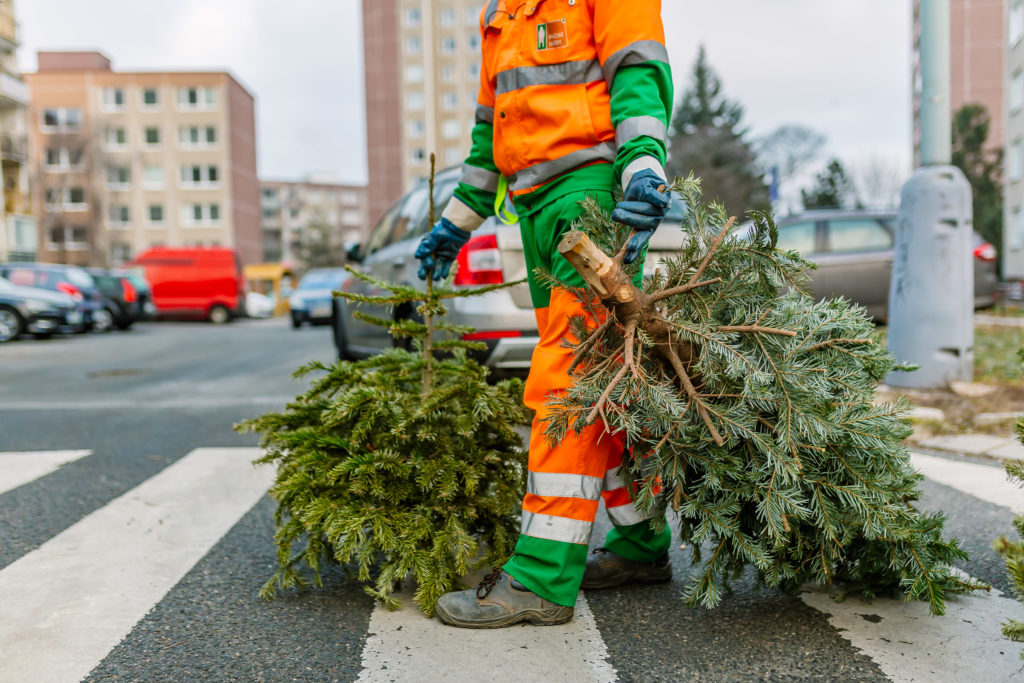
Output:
801,158,859,210
548,175,985,614
952,104,1003,255
667,46,770,216
240,159,529,615
995,349,1024,655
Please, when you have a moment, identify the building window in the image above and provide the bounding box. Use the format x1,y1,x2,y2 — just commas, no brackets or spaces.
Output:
144,165,165,189
179,164,220,187
106,166,131,189
403,8,421,27
48,226,90,251
411,148,426,164
442,119,460,139
45,187,87,210
405,36,421,55
142,88,159,107
469,63,480,79
181,202,221,226
439,8,456,26
1012,2,1024,46
440,37,457,55
466,7,479,25
442,92,458,111
441,66,454,82
408,119,425,138
41,108,82,132
144,126,161,146
177,86,217,110
102,87,125,110
68,187,86,207
178,125,217,148
109,204,131,225
405,64,424,83
148,204,164,224
111,243,132,264
44,147,84,170
341,190,359,205
407,91,424,111
444,147,462,166
1014,71,1024,114
105,127,128,149
1011,139,1024,181
468,35,480,50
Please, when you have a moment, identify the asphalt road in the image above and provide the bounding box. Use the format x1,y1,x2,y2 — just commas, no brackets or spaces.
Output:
0,319,1022,682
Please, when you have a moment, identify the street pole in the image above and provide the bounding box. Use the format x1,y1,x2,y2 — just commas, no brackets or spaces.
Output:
886,0,974,389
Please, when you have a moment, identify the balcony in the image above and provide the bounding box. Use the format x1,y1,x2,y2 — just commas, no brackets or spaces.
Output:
5,213,36,260
0,10,16,52
0,71,26,108
0,132,26,163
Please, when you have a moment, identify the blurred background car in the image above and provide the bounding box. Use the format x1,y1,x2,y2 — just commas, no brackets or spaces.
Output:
85,268,142,331
0,276,79,342
759,210,998,320
0,263,103,332
245,291,276,318
112,267,157,320
289,267,347,328
128,247,246,323
332,165,687,372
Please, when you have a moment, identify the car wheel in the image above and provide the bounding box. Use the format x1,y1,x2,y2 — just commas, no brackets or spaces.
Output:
209,304,230,324
0,306,24,342
92,307,114,333
116,319,134,331
291,313,302,329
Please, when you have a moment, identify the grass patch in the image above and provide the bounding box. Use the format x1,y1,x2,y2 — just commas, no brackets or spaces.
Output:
975,325,1024,383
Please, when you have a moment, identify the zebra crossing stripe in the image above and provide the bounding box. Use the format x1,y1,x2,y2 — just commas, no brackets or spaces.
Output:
0,450,91,496
799,452,1024,682
0,447,271,683
358,583,616,682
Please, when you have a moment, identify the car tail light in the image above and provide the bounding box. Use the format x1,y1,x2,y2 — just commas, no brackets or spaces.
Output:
56,281,83,302
974,243,997,263
121,278,137,303
462,330,523,340
453,234,504,285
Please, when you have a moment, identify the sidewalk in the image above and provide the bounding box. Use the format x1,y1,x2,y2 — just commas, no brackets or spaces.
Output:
975,313,1024,327
916,433,1024,461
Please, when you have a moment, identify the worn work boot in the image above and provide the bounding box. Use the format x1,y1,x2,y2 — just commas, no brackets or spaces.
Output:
435,569,574,628
580,547,672,590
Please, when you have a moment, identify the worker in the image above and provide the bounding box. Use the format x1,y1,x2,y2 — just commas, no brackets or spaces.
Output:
415,0,674,628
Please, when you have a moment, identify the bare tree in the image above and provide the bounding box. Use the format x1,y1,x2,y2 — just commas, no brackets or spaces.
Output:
849,155,906,211
755,124,827,183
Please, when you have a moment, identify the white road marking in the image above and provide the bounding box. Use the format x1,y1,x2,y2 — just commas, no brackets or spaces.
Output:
0,396,296,411
0,450,91,496
910,451,1024,514
797,452,1024,682
0,447,272,683
358,587,616,682
802,585,1024,682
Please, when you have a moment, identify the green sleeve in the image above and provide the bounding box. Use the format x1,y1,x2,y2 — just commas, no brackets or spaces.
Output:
609,61,674,185
452,116,499,219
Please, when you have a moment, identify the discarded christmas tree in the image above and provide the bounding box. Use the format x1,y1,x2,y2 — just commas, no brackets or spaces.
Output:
546,175,984,615
240,160,528,615
995,349,1024,654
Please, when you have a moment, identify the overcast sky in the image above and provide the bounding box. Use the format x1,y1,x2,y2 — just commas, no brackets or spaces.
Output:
17,1,912,191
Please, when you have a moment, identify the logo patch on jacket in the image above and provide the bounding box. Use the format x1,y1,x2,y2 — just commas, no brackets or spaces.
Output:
537,19,568,51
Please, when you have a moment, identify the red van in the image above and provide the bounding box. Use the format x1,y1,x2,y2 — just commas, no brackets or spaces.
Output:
128,247,245,323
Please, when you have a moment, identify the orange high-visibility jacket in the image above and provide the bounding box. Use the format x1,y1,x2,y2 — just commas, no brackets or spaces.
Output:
443,0,673,229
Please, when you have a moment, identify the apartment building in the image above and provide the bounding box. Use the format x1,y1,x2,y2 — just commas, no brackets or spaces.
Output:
363,0,484,225
25,51,260,267
913,0,1006,165
1006,2,1024,277
261,179,369,266
0,0,34,262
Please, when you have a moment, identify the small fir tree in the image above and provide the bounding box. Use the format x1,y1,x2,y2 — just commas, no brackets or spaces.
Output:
801,158,859,210
240,158,529,615
547,175,984,614
995,349,1024,654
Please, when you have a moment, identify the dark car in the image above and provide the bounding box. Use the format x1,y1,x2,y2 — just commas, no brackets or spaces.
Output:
0,263,104,332
86,268,143,330
0,276,79,342
289,268,347,328
112,267,156,320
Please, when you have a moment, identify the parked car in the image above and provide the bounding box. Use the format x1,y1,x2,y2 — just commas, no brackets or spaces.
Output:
85,268,142,331
760,210,998,320
290,268,348,328
246,291,276,318
112,266,157,320
0,276,80,342
0,262,103,332
127,247,246,323
332,165,688,371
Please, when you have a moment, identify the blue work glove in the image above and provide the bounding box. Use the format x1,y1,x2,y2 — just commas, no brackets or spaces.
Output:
415,217,472,281
612,169,671,265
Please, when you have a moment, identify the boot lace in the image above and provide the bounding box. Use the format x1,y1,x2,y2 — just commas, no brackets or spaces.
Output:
476,568,504,599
